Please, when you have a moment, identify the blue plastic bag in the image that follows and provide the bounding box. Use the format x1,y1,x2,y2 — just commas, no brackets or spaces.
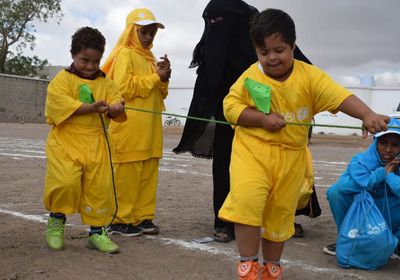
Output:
336,191,398,270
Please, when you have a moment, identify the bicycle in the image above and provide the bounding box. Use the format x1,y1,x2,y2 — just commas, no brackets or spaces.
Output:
164,116,181,126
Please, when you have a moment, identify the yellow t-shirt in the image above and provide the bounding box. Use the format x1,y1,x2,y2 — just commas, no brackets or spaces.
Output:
45,70,122,128
223,60,353,149
108,47,169,162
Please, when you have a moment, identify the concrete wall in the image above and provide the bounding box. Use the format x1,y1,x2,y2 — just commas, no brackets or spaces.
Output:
0,74,48,123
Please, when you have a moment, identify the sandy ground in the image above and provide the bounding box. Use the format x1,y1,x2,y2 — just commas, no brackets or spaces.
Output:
0,122,399,280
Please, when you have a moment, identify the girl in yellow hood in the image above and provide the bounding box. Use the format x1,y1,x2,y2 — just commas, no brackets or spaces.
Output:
102,8,170,236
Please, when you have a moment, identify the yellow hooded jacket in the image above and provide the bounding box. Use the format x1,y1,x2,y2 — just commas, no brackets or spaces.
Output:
102,10,168,163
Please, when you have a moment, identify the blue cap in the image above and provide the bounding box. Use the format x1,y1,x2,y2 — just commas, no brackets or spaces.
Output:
374,117,400,138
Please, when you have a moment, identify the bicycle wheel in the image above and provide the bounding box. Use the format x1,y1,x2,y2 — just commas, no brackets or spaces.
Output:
174,119,181,126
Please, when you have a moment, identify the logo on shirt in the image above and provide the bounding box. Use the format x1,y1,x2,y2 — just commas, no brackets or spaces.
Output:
283,107,309,122
297,107,309,121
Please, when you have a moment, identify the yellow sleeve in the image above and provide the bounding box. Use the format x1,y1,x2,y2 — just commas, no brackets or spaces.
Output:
45,71,82,125
223,75,250,125
159,81,169,99
309,67,353,115
113,48,161,101
104,78,124,105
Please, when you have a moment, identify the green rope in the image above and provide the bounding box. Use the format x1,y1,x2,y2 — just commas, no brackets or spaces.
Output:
125,106,234,126
124,106,398,130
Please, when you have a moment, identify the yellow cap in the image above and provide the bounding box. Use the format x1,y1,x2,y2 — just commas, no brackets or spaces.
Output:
126,8,165,29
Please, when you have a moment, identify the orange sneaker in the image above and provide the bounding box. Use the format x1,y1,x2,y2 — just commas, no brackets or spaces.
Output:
237,260,260,279
262,263,283,280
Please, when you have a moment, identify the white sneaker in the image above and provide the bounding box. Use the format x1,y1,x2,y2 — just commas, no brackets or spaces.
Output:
390,244,400,260
323,243,336,256
390,252,400,260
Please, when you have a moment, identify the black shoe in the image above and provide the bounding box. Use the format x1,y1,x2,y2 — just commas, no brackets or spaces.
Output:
107,224,143,237
293,223,304,238
214,227,234,243
137,220,160,235
323,243,336,256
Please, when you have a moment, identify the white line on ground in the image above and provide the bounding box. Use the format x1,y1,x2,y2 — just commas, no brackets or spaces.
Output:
159,167,211,177
0,207,367,279
162,157,191,162
313,160,347,165
0,153,45,159
160,162,189,168
0,208,47,223
314,184,333,189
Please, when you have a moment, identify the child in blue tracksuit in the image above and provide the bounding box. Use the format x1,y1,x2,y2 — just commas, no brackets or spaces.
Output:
324,117,400,259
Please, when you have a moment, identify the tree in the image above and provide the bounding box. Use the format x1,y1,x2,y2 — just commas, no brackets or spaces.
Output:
5,54,48,77
0,0,63,76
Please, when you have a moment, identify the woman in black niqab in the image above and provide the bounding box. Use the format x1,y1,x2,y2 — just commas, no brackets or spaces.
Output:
173,0,317,241
174,0,258,158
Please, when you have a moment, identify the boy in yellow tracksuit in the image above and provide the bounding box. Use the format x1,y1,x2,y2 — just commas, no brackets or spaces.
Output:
218,9,389,279
102,8,170,236
44,27,126,253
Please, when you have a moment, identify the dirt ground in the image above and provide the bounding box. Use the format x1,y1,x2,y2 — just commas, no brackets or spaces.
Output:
0,122,399,280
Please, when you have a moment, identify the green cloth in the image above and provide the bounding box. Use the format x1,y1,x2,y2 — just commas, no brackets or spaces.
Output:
79,84,95,104
244,78,271,114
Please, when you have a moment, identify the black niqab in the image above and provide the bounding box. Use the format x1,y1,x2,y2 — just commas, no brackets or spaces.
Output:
173,0,257,158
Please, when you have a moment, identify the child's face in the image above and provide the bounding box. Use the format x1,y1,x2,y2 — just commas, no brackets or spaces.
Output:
137,24,158,49
255,33,294,82
72,48,102,79
377,133,400,163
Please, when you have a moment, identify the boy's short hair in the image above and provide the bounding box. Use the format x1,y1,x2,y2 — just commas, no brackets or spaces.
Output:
70,27,106,56
250,8,296,48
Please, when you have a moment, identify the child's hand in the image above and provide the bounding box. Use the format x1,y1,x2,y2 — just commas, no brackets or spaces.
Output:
108,100,125,118
157,54,170,70
92,100,108,113
385,155,400,174
156,54,171,82
261,112,286,132
157,67,171,82
361,113,389,138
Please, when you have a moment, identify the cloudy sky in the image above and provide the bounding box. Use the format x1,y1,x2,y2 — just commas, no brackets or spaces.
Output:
23,0,400,87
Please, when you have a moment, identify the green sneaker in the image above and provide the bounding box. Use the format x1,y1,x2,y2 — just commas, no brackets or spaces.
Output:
87,228,119,254
45,216,65,250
